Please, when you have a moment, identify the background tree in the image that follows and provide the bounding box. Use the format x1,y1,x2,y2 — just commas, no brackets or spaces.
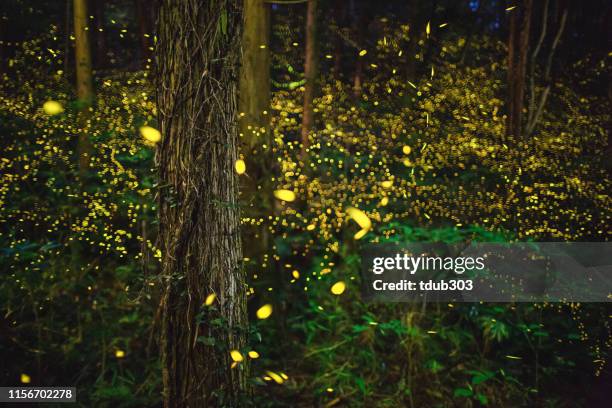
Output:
156,1,247,406
240,0,271,147
506,0,532,139
525,0,568,135
73,0,94,175
301,0,318,149
239,0,274,296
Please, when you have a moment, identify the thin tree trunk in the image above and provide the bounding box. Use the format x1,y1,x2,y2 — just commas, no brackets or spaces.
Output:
238,0,273,324
239,0,270,148
506,0,532,138
301,0,318,150
506,4,517,137
157,1,247,406
514,0,532,137
527,0,549,130
73,0,94,175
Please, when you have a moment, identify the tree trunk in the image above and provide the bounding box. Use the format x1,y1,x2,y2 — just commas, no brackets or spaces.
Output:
239,0,270,148
301,0,318,150
238,0,273,290
506,4,517,137
73,0,94,175
156,1,247,407
506,0,532,138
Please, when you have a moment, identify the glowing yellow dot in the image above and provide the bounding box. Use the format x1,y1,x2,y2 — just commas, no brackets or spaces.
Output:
273,189,296,202
140,126,161,143
266,371,284,384
331,281,346,295
230,350,244,362
42,100,64,115
115,350,125,358
256,304,273,319
20,373,31,384
204,293,216,306
235,159,246,175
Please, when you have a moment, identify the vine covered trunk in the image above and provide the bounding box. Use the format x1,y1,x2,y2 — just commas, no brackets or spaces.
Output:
156,1,247,406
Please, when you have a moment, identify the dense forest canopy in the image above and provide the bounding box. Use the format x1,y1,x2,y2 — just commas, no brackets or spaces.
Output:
0,0,610,407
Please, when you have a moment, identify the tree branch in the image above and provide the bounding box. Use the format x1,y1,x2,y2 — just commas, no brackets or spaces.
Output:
527,0,549,128
527,3,568,135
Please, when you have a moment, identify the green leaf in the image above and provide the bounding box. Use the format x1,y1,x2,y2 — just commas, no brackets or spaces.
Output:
476,393,488,405
352,324,369,333
355,377,366,395
454,388,473,397
471,370,494,385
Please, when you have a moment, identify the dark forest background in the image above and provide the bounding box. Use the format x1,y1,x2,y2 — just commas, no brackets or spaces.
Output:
0,0,610,406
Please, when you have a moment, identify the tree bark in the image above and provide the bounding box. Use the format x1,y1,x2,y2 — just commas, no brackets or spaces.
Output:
73,0,94,175
156,1,247,407
301,0,318,149
239,0,270,148
506,0,532,138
